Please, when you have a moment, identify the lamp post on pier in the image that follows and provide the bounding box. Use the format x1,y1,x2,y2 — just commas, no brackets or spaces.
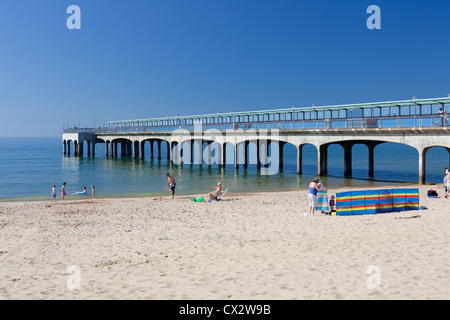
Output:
412,96,419,127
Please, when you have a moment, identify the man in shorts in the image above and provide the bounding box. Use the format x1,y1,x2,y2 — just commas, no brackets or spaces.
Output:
166,173,176,199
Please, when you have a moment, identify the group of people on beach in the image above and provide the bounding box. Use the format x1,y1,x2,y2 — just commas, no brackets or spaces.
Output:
166,173,223,201
52,182,95,200
308,177,335,215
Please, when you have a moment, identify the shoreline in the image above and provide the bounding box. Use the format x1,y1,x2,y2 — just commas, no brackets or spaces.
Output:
0,180,443,203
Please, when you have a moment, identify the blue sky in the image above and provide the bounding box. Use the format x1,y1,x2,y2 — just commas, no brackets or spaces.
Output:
0,0,449,136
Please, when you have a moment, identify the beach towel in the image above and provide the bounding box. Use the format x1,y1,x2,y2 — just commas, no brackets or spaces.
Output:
316,191,329,212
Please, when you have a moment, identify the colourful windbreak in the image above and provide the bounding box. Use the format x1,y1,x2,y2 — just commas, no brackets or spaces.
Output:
317,191,329,212
336,188,419,216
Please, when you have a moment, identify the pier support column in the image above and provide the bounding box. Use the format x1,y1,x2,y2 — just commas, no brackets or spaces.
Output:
109,141,113,158
234,143,239,169
297,145,303,175
367,142,377,178
256,140,261,169
113,142,118,157
343,142,354,177
92,142,95,157
105,141,109,158
167,141,171,161
74,141,79,156
87,141,91,157
63,141,67,155
220,143,226,167
263,140,271,168
79,141,84,157
243,141,249,168
121,141,126,157
133,141,139,159
140,141,145,160
198,141,203,165
419,147,428,185
318,144,328,176
127,141,132,157
67,141,71,156
157,141,161,160
150,140,154,159
279,142,284,170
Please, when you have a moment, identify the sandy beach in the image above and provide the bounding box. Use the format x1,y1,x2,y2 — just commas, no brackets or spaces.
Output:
0,184,449,300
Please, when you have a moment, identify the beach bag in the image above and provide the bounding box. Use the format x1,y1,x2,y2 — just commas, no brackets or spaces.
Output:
427,189,438,197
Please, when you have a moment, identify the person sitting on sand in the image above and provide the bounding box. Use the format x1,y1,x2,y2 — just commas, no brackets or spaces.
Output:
208,182,222,201
72,187,88,195
329,195,336,213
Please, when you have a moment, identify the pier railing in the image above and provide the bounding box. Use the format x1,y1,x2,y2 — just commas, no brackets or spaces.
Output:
63,114,449,134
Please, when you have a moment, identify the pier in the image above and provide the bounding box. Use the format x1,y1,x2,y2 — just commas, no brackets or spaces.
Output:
62,96,450,184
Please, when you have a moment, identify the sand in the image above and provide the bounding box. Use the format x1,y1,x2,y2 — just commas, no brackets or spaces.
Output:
0,184,449,300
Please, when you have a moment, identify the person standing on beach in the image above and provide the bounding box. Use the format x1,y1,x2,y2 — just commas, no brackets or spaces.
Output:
445,171,450,199
166,173,176,199
61,182,67,200
308,178,327,214
51,185,56,200
91,185,95,199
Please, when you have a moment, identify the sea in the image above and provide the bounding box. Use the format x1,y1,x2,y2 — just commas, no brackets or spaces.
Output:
0,137,448,201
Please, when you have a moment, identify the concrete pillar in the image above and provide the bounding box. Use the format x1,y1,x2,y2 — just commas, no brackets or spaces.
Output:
256,140,261,169
318,144,328,176
368,143,376,178
140,141,145,160
279,142,284,170
74,141,79,156
297,145,303,175
167,141,171,161
343,142,353,176
263,140,271,168
133,141,139,159
87,141,91,157
419,147,427,185
198,141,203,165
67,141,71,156
63,141,67,155
121,141,126,157
113,142,118,157
92,142,95,157
150,140,154,159
78,141,84,156
234,143,239,169
105,141,109,158
243,141,249,168
157,141,161,160
220,142,226,167
127,141,132,157
109,141,113,158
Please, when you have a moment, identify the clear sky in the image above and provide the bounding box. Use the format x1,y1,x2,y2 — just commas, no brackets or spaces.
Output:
1,0,449,137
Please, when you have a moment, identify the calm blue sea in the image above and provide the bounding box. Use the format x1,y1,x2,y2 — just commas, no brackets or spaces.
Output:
0,137,447,200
